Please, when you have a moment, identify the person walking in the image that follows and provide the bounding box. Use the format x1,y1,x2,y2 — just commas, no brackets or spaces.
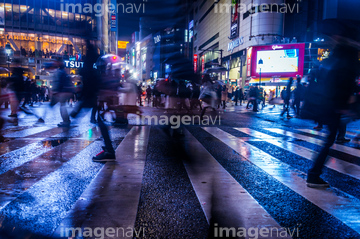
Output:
221,85,227,109
146,86,152,105
199,74,217,120
293,76,304,117
36,58,73,127
216,85,222,109
239,87,244,106
280,78,293,118
70,41,116,161
234,87,240,106
305,42,360,187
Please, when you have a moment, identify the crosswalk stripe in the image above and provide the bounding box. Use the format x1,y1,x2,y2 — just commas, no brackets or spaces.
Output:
235,128,360,180
0,125,100,176
3,126,53,138
265,128,360,158
203,127,360,234
53,126,149,237
297,129,360,145
0,128,128,237
182,128,288,234
0,127,106,209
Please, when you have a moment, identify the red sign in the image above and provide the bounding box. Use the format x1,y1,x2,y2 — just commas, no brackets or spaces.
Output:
246,47,252,77
201,56,205,72
193,54,198,73
111,15,116,20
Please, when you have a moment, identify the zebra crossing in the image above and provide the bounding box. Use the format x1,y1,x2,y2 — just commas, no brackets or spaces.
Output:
0,124,359,238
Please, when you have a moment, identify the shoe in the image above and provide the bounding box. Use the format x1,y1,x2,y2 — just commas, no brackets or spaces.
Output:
336,138,351,144
306,177,329,188
34,118,45,125
92,150,116,162
313,126,323,130
286,115,293,118
57,121,70,127
8,114,17,117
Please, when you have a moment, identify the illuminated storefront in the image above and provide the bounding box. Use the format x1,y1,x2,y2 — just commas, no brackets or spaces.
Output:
0,0,99,80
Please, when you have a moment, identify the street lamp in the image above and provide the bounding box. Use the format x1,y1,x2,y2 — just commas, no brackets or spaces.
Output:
258,58,263,86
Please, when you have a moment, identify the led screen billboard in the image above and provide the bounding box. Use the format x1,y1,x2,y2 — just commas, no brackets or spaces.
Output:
256,49,299,73
250,43,305,78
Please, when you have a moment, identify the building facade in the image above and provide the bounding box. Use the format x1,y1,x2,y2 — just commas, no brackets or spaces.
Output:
0,0,111,83
188,0,360,90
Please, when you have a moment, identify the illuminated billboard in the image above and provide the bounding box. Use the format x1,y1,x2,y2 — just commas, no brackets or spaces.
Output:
256,49,299,73
118,41,129,49
230,0,240,39
250,43,305,78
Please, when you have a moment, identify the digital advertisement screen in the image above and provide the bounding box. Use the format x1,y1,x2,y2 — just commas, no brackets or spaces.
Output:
256,49,299,73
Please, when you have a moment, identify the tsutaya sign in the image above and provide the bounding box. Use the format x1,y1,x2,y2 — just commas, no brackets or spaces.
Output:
227,36,244,53
0,34,72,45
64,60,84,68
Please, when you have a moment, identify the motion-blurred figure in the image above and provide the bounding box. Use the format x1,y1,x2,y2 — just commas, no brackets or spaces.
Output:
293,76,304,117
199,74,217,120
70,42,116,162
280,78,293,118
37,58,73,127
304,42,360,187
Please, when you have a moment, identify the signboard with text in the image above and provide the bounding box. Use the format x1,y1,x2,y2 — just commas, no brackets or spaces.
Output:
118,41,129,49
230,0,240,39
194,54,198,73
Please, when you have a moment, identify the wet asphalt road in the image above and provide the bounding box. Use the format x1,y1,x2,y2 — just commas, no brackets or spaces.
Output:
0,103,359,238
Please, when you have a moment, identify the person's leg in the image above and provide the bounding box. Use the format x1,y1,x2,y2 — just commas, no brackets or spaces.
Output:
200,107,208,120
286,103,291,117
9,93,19,116
97,112,115,155
337,119,347,140
308,118,339,182
59,93,70,124
246,100,250,109
253,100,258,112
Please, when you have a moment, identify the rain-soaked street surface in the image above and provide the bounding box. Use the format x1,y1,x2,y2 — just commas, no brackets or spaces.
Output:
0,103,360,238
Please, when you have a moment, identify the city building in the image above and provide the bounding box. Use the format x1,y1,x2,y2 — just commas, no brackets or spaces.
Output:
0,0,112,84
187,0,360,92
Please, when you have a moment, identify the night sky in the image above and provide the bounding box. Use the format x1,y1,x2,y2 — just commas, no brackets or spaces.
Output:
117,0,183,41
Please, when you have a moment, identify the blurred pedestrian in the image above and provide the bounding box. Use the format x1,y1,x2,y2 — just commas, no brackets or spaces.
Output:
304,43,360,187
293,76,304,117
70,41,116,162
36,58,73,127
221,85,227,109
146,86,152,105
280,78,293,118
199,74,217,120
